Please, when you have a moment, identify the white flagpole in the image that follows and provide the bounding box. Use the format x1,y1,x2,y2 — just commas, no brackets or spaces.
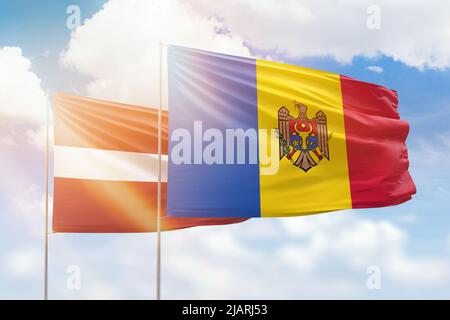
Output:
156,41,163,300
44,92,50,300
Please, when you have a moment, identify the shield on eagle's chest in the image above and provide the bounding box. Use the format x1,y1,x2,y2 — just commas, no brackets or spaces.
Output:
278,102,330,172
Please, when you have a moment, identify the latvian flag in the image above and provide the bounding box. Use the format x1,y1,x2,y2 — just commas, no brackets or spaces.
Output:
52,94,247,233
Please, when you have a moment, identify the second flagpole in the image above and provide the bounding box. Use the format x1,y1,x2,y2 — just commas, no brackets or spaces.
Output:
44,91,50,300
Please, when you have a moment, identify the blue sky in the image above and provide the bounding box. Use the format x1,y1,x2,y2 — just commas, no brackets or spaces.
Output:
1,0,450,299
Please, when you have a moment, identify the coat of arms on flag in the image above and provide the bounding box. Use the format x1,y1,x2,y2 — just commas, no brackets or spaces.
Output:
278,102,331,172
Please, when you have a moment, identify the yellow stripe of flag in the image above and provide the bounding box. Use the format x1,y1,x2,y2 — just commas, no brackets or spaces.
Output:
256,59,352,217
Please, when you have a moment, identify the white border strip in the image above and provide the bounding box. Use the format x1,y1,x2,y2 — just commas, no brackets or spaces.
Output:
54,145,168,182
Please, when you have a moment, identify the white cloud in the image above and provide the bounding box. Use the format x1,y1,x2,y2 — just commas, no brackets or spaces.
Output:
85,284,123,300
17,214,447,300
385,253,448,284
26,124,52,149
0,47,50,298
411,132,450,166
280,216,448,285
0,134,17,146
0,47,47,124
12,184,45,217
366,65,384,73
3,248,41,279
10,184,48,238
159,214,450,298
60,0,252,107
0,46,48,150
60,0,450,108
191,0,450,70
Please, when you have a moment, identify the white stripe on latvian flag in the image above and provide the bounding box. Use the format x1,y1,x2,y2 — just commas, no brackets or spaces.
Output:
54,145,168,182
52,93,247,233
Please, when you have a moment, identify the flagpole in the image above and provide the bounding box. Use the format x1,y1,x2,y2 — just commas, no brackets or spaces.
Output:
156,41,163,300
44,92,50,300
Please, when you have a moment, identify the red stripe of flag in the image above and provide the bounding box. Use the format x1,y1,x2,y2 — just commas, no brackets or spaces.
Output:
341,76,416,208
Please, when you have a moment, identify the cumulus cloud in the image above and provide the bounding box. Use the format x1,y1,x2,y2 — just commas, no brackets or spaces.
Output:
0,46,48,149
159,215,450,299
2,247,41,279
60,0,252,107
191,0,450,70
0,47,48,296
0,47,47,124
26,125,52,149
366,65,384,73
60,0,450,108
28,214,449,299
278,216,448,285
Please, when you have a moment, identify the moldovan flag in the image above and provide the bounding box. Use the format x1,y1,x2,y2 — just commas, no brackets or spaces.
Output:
167,46,416,218
52,93,247,232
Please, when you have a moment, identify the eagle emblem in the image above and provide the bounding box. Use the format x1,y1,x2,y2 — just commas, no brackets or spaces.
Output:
278,102,331,172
